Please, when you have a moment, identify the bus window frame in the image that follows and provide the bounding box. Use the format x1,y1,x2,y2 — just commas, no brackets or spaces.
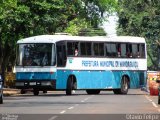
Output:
80,41,92,56
56,41,67,67
66,41,79,56
93,42,105,57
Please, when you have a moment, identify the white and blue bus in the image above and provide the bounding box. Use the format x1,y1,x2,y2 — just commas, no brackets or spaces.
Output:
15,35,147,95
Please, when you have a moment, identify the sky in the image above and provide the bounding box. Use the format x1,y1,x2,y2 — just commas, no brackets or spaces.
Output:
102,14,118,37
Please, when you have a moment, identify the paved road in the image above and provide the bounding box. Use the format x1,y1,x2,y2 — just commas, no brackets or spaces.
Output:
0,89,160,120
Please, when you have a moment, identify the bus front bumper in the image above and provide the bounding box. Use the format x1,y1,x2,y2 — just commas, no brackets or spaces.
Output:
15,80,56,90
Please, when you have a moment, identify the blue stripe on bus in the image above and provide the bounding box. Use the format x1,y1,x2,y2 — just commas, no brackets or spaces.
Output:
16,70,146,89
16,72,56,80
56,70,146,89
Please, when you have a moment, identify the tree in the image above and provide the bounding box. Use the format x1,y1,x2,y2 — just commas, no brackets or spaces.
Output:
117,0,160,70
0,0,21,81
64,18,106,36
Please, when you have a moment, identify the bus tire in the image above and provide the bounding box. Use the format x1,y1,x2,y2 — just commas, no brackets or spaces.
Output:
66,77,73,95
33,89,39,96
20,89,26,94
113,89,121,94
121,76,129,94
86,90,100,95
0,94,3,104
43,90,47,93
113,76,129,94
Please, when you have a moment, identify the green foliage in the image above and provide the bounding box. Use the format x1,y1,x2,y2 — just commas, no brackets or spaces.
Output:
117,0,160,70
80,0,118,27
64,18,106,36
78,28,106,36
64,18,89,35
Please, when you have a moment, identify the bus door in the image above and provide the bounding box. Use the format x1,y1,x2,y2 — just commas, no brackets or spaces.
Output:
56,41,67,89
56,41,67,67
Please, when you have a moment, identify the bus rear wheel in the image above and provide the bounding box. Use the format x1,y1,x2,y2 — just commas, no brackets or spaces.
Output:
20,89,26,94
113,76,129,94
33,89,39,96
86,89,101,95
0,95,3,104
66,76,76,95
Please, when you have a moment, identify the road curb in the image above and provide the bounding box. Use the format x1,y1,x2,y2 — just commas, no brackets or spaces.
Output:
3,88,20,96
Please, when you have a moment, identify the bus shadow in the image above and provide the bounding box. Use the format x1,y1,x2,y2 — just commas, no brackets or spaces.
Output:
5,89,148,98
14,93,148,97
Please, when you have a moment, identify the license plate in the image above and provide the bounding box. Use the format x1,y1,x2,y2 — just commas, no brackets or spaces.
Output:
29,82,36,86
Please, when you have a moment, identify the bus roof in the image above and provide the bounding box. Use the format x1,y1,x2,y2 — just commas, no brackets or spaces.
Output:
17,35,146,44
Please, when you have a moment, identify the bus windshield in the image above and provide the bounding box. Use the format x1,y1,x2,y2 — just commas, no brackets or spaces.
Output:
16,43,55,66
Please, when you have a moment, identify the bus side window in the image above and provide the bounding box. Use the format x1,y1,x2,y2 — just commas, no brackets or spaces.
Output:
99,43,104,56
80,42,85,55
121,44,126,57
74,48,78,56
110,43,117,57
86,42,92,56
140,44,145,58
126,44,132,57
93,43,99,56
74,42,79,56
67,42,79,56
117,43,121,57
137,44,140,58
105,43,116,57
105,43,110,57
80,42,91,56
132,44,138,58
67,42,73,55
93,43,104,56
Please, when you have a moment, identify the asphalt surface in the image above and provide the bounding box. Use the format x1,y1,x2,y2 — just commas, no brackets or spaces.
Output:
0,89,160,120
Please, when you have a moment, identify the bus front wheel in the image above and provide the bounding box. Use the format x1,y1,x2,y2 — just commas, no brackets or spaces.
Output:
20,89,26,94
113,76,129,94
0,94,3,104
66,76,76,95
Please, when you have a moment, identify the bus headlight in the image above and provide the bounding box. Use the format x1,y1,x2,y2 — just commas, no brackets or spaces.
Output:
41,81,51,86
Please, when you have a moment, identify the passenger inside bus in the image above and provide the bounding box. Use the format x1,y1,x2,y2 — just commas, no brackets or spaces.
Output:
117,44,121,57
75,48,79,56
137,52,140,58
